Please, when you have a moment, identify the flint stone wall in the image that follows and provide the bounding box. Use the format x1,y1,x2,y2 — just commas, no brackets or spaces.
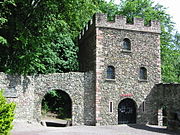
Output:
145,83,180,129
95,27,161,125
79,13,161,125
0,72,95,126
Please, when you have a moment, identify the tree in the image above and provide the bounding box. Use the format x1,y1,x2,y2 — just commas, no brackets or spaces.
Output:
0,0,99,75
174,31,180,50
0,0,179,82
0,0,15,45
172,32,180,81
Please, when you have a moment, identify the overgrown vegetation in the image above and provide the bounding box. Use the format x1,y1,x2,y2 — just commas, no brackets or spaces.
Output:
0,0,179,82
42,90,72,119
0,90,16,135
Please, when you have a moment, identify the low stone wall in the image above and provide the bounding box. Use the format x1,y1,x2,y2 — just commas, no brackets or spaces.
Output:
0,73,35,121
0,72,95,126
145,83,180,130
156,84,180,131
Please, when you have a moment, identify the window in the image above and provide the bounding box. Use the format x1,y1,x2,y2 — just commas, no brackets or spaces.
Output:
107,66,115,79
123,38,131,51
109,101,113,113
140,67,147,80
142,101,145,112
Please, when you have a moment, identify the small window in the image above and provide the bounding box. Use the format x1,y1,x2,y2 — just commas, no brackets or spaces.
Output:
109,101,113,113
142,101,145,112
107,66,115,79
140,67,147,80
123,38,131,51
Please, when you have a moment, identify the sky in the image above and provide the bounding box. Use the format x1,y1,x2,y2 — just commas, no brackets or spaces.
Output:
106,0,180,32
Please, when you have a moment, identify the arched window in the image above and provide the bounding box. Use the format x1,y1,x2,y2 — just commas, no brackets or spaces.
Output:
140,67,147,80
123,38,131,51
107,66,115,79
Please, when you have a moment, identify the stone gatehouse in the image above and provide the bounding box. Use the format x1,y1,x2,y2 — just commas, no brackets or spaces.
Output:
1,13,180,127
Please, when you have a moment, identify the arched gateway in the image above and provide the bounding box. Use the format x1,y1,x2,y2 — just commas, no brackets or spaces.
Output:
42,90,72,120
33,72,95,126
118,98,137,124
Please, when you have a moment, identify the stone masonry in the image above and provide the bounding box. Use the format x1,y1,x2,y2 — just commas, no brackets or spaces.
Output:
145,83,180,130
0,72,95,126
79,13,161,125
1,13,180,127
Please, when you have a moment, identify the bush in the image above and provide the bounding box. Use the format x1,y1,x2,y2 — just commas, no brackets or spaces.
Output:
0,90,16,135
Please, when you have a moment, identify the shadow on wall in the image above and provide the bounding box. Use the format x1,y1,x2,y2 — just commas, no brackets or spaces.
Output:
83,72,96,126
127,124,177,135
4,74,31,98
6,74,31,93
141,83,180,133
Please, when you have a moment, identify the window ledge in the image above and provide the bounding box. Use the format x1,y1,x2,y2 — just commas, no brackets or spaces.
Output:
121,49,132,53
105,79,116,82
138,79,148,82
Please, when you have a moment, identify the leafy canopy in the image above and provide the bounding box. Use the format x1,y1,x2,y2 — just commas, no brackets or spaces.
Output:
0,0,99,75
0,0,179,82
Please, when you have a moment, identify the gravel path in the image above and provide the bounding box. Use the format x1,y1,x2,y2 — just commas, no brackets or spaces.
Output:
12,122,178,135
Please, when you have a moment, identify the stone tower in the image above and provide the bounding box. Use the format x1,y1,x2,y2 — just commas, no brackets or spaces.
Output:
79,13,161,125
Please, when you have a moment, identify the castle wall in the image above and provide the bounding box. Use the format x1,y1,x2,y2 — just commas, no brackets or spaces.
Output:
145,83,180,130
94,13,161,125
0,72,95,126
78,20,96,72
95,13,161,34
0,72,35,121
2,13,177,127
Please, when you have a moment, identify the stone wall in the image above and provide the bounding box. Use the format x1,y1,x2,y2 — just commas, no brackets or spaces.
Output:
0,73,35,121
95,28,161,125
94,13,161,125
78,19,96,72
2,13,177,127
78,13,161,125
95,13,161,33
145,83,180,130
0,72,95,126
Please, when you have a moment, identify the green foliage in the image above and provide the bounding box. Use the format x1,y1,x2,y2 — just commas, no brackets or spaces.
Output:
0,0,100,75
0,0,15,46
42,90,72,119
0,90,16,135
0,0,179,82
174,31,180,50
0,36,7,45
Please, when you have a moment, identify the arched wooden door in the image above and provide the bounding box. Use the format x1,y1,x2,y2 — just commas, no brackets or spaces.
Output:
118,98,136,124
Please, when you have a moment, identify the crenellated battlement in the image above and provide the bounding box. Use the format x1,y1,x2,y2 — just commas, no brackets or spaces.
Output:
79,13,161,40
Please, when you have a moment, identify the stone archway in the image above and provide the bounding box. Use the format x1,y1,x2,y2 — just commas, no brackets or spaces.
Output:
41,90,72,121
118,98,137,124
33,72,93,126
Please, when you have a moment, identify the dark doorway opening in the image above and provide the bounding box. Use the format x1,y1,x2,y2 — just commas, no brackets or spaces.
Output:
162,106,167,126
41,90,72,127
118,98,136,124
